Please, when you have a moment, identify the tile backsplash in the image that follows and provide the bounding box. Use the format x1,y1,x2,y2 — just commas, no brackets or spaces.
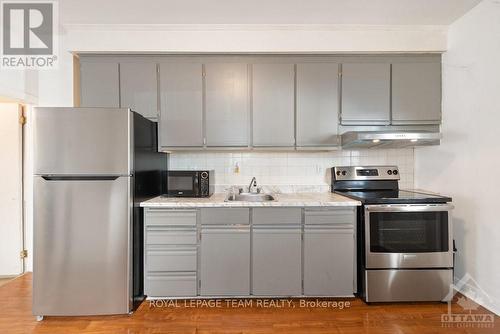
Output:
168,149,414,192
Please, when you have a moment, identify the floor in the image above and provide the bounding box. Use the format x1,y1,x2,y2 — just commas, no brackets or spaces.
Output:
1,274,499,334
0,277,15,287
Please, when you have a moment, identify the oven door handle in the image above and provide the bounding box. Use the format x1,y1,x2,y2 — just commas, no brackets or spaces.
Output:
365,204,454,212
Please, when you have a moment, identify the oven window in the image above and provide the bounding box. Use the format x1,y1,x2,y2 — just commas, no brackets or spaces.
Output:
369,211,448,253
168,176,194,191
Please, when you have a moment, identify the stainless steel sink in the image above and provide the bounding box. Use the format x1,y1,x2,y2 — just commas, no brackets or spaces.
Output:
225,192,275,202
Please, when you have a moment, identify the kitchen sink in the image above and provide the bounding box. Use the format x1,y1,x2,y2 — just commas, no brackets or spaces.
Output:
225,192,275,202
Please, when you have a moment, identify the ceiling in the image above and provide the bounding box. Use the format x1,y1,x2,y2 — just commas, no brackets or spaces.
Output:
60,0,482,26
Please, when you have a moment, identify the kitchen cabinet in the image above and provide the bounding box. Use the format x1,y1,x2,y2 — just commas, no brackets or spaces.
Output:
341,63,390,125
252,64,295,147
144,209,198,297
392,62,442,124
80,61,120,108
159,62,203,148
205,63,249,147
120,62,158,121
200,209,250,296
303,209,355,296
252,208,302,296
296,63,340,147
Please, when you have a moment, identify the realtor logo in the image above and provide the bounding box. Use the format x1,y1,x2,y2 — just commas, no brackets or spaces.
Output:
1,1,58,68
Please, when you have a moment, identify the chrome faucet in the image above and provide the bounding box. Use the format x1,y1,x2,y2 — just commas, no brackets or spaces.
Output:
248,177,258,194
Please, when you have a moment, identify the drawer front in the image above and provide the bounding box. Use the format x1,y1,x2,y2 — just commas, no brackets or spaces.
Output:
252,208,302,225
145,209,197,227
146,247,197,272
200,208,249,225
146,228,197,245
145,272,197,297
305,209,355,226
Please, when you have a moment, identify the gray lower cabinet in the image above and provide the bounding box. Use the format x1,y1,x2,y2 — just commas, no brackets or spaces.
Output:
144,207,356,298
79,61,120,108
252,208,302,296
303,209,355,296
144,209,198,297
205,63,249,147
119,62,158,121
200,208,250,296
252,64,295,147
392,62,442,124
341,63,390,125
159,62,203,148
296,63,340,147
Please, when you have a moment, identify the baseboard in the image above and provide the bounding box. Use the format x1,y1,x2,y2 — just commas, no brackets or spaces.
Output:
455,281,500,316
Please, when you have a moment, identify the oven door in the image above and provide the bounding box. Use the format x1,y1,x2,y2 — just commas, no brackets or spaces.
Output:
167,172,199,197
365,204,453,269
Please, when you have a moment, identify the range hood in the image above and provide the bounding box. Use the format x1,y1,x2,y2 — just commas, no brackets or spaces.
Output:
341,131,441,149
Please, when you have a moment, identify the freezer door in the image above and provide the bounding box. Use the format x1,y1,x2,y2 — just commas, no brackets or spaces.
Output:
33,107,131,175
33,176,131,316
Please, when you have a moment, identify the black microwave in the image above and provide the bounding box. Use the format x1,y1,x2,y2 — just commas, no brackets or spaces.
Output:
165,170,214,197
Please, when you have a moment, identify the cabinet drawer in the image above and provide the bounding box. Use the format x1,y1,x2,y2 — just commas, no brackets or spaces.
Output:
200,208,249,225
145,272,197,297
145,209,197,227
252,208,302,225
305,209,355,225
146,227,197,245
146,247,197,272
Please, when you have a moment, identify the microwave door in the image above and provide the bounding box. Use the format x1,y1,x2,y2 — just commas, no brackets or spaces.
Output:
168,173,198,196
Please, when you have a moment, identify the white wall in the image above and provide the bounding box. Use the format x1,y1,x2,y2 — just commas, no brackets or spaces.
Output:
0,103,24,276
415,0,500,314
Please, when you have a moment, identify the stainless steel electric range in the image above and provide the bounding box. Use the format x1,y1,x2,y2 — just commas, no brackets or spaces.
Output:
331,166,454,303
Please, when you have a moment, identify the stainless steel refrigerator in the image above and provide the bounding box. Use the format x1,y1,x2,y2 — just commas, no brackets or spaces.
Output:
32,107,167,317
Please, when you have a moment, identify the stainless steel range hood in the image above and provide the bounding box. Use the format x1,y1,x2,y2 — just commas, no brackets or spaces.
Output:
341,131,441,149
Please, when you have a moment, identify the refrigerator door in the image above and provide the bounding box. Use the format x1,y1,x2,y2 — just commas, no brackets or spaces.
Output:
33,107,132,176
33,175,132,316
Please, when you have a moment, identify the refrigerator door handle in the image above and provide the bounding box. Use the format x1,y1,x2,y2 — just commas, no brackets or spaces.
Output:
41,176,120,181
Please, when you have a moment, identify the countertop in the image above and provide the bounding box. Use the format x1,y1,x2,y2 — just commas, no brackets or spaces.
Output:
140,192,361,208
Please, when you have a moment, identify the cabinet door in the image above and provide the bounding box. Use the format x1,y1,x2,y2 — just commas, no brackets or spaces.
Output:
341,63,390,124
252,226,302,296
205,63,249,147
80,61,119,108
392,62,441,124
120,62,158,120
200,226,250,296
159,63,203,147
304,226,354,296
296,63,339,147
252,64,295,147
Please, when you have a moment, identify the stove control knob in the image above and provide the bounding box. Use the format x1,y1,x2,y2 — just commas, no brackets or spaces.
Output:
341,170,347,176
393,170,398,175
336,171,341,176
387,170,392,175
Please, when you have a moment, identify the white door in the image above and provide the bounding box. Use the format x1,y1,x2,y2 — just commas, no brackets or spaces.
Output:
0,103,24,276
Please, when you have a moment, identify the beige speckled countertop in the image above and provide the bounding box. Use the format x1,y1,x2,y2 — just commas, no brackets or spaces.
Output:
140,192,361,208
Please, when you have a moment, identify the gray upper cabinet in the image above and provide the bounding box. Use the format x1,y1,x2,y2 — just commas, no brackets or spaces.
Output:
392,62,442,124
341,63,390,125
205,63,249,147
252,64,295,147
120,62,158,121
159,62,203,148
296,63,339,147
80,61,119,108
